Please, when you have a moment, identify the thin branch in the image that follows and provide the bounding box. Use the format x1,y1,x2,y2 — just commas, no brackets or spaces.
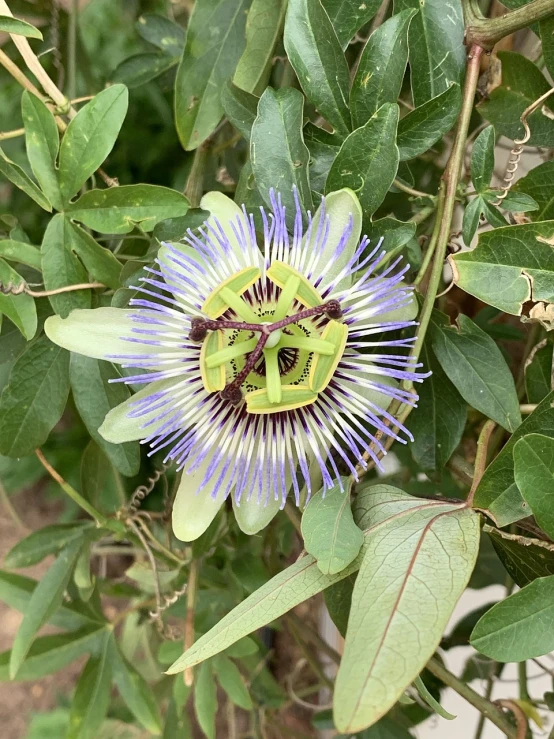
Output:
0,281,106,298
184,555,199,686
427,658,518,738
393,178,435,200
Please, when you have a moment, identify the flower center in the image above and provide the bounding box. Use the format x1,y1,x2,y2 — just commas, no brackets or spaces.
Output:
192,262,348,414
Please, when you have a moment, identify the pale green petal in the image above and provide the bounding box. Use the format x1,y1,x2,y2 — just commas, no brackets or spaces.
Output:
172,459,226,542
305,189,363,293
200,191,251,264
232,494,281,535
99,378,182,443
45,308,170,362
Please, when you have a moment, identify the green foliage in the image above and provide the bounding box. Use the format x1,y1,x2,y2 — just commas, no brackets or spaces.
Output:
1,1,554,736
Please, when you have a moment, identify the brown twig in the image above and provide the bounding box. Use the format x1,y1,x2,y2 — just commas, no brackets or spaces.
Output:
495,699,528,739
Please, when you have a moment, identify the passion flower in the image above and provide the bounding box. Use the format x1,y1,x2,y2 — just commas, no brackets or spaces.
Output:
45,188,426,541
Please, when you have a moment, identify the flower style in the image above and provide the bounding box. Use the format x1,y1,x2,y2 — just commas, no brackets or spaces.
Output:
45,188,427,541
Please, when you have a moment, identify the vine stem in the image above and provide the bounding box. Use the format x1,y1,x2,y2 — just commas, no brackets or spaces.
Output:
352,44,484,480
427,658,518,739
495,699,528,739
183,554,199,687
464,0,554,48
467,419,496,506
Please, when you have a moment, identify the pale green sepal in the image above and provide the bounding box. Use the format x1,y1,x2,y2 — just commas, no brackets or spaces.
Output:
172,462,226,542
305,189,363,294
200,191,252,264
99,378,181,443
45,308,168,361
232,493,281,535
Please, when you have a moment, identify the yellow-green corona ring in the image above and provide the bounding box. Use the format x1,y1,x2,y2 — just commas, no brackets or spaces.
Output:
45,188,424,542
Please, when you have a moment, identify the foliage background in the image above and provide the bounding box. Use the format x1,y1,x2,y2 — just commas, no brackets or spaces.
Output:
2,0,554,737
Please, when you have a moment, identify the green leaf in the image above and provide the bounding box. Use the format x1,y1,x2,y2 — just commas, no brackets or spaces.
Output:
233,0,286,95
81,440,108,507
167,488,478,677
478,51,554,148
512,160,554,221
351,9,416,129
213,655,253,709
489,529,554,587
471,575,554,661
540,14,554,80
284,0,351,136
514,434,554,539
442,602,496,649
175,0,250,150
224,637,258,658
67,184,190,235
452,220,554,316
112,53,177,88
430,312,521,433
364,217,417,258
67,634,113,739
136,13,186,56
321,0,382,49
194,661,217,739
409,342,466,472
113,649,163,735
0,146,51,211
301,478,363,575
413,675,456,720
462,196,484,246
5,522,94,568
397,84,461,160
303,123,341,194
58,85,129,203
0,570,102,630
0,335,70,457
0,239,41,270
41,213,90,317
70,355,140,477
63,221,122,289
324,575,355,637
471,125,495,194
497,191,539,213
10,538,84,678
0,259,37,338
0,626,105,681
0,15,42,39
394,0,465,107
332,486,479,732
525,341,553,403
473,391,554,525
326,103,399,225
21,92,62,211
167,552,363,674
221,81,258,141
251,87,313,226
